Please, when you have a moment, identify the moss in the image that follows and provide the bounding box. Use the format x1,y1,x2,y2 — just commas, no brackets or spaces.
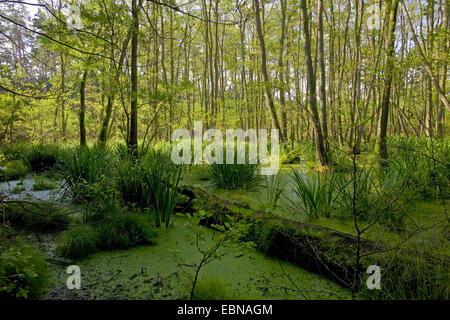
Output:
186,185,449,299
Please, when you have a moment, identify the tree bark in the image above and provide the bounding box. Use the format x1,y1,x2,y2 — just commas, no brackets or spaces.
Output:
253,0,283,139
79,68,88,146
129,0,139,154
375,0,399,163
300,0,328,165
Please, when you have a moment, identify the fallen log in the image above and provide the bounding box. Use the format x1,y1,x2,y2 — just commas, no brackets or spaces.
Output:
178,184,450,299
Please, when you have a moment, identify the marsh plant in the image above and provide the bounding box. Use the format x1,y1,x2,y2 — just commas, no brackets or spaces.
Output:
58,145,113,203
23,144,66,173
289,170,339,221
207,144,259,189
259,171,286,211
31,174,58,191
116,148,182,227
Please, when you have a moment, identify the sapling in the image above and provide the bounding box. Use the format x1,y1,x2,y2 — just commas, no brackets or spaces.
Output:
171,209,254,300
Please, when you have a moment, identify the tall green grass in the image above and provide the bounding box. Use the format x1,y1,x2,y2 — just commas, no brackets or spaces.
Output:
116,148,182,227
58,145,113,203
208,162,258,189
24,144,66,173
56,225,99,259
387,136,450,200
260,171,286,210
289,170,339,221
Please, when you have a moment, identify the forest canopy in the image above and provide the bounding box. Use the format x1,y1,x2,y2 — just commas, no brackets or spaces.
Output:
0,0,448,161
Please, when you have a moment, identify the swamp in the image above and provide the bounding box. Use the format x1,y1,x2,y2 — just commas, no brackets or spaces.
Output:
0,0,449,301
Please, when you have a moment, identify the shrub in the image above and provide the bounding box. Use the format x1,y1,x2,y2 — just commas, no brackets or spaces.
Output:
1,143,28,161
0,241,49,299
55,225,99,259
97,214,157,250
4,201,70,232
281,141,316,165
0,160,28,181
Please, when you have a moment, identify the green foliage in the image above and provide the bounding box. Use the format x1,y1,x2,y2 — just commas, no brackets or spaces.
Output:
97,214,158,250
387,136,450,201
31,174,58,191
116,148,182,227
208,162,258,190
206,141,260,190
289,170,338,221
334,165,409,231
56,225,99,260
1,143,28,161
362,251,449,300
0,241,48,299
0,160,29,181
56,213,158,259
174,210,253,300
259,171,286,211
23,144,66,173
58,145,114,205
281,141,316,164
4,201,70,232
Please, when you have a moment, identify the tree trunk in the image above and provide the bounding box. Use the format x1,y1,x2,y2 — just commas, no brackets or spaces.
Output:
401,1,449,113
277,0,288,139
253,0,283,139
317,0,328,150
129,0,139,154
300,0,328,165
375,0,399,163
79,69,88,146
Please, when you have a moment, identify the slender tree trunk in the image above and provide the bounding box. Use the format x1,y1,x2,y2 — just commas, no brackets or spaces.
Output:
317,0,328,151
375,0,399,163
129,0,139,153
277,0,288,139
401,1,449,113
300,0,328,165
253,0,283,139
79,69,88,146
